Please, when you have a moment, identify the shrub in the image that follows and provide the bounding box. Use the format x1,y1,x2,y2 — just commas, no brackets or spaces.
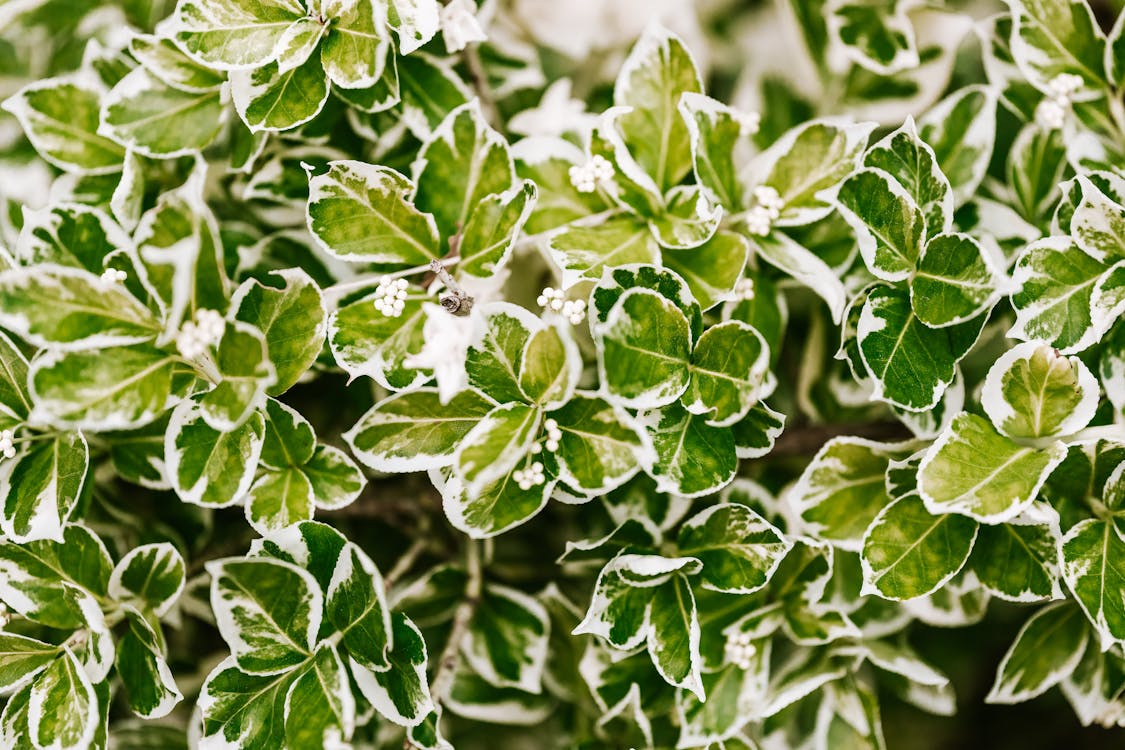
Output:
0,0,1122,748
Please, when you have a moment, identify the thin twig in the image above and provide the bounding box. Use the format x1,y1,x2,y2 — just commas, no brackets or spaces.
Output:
384,529,430,590
429,540,483,702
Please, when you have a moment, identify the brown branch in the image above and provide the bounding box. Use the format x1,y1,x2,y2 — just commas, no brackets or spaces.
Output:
769,420,914,458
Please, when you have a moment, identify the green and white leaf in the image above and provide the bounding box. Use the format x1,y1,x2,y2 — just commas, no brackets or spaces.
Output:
918,85,998,204
26,648,98,750
864,117,953,235
613,23,702,191
789,438,907,551
328,292,428,390
326,542,392,671
165,398,265,508
1007,0,1107,93
743,119,875,226
683,320,769,427
207,556,322,675
857,286,982,411
548,394,647,495
677,503,791,594
29,344,185,432
596,288,692,410
834,167,925,282
458,180,537,278
1009,237,1112,353
548,215,662,290
0,432,88,543
980,342,1100,439
168,0,307,70
971,519,1064,602
1061,519,1125,649
229,57,331,132
573,554,705,700
861,493,979,601
109,542,186,616
306,160,440,265
918,413,1067,523
911,233,1006,328
637,402,737,498
414,100,515,241
232,268,327,395
463,583,550,693
346,388,495,473
0,264,160,350
198,320,276,431
986,602,1088,704
750,232,847,323
99,68,225,158
1,77,124,175
349,613,434,726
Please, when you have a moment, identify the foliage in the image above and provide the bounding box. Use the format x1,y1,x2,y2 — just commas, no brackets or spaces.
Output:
0,0,1122,748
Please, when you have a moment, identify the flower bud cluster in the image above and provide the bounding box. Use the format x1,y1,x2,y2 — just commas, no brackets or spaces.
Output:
724,631,757,671
176,309,225,360
373,277,409,318
569,155,615,193
745,185,783,236
513,461,545,490
537,287,587,325
1035,73,1084,130
0,429,15,460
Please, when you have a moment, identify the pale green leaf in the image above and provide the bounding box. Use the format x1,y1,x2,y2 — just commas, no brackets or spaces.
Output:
0,264,160,350
861,493,978,600
99,68,225,158
1,77,124,175
306,160,440,265
789,438,906,551
987,603,1088,704
596,288,692,410
981,342,1100,438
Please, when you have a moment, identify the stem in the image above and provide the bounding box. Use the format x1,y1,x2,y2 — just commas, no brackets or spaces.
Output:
429,540,483,703
384,529,430,590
